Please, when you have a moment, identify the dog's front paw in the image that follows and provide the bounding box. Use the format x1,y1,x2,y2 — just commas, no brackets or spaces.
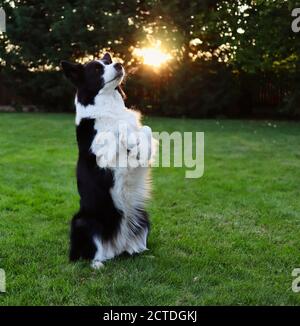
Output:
96,152,117,168
125,127,154,168
94,140,118,168
140,126,153,161
92,131,118,168
91,260,104,270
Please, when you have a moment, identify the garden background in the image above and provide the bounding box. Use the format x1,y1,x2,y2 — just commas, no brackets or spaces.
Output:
0,0,299,118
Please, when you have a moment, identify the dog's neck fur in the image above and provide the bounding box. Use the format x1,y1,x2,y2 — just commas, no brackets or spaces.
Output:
75,88,125,125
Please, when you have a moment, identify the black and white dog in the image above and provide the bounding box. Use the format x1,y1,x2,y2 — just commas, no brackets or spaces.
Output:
61,53,155,269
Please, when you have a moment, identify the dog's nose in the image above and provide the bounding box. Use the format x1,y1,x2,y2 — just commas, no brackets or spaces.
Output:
114,63,123,72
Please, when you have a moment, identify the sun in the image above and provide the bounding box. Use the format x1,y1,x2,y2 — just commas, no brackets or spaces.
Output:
133,42,172,68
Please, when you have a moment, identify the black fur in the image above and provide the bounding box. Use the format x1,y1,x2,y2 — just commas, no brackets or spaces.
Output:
77,61,104,106
69,118,123,261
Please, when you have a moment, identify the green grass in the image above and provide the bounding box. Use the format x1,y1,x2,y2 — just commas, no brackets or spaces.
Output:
0,113,300,305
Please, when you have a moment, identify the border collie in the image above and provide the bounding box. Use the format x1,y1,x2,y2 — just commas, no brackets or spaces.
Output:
61,53,155,269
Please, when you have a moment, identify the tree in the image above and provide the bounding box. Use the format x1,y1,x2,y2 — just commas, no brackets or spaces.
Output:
0,0,299,116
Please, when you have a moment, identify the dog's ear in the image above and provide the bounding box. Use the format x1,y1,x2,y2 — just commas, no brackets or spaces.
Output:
61,61,84,87
102,53,112,64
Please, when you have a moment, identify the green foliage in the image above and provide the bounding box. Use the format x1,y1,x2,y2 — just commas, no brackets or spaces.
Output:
0,0,299,117
159,60,241,118
0,0,140,67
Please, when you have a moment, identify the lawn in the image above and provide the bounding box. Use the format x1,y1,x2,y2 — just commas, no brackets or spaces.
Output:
0,113,300,305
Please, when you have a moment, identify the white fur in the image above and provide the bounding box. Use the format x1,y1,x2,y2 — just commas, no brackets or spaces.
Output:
75,71,155,269
96,60,124,87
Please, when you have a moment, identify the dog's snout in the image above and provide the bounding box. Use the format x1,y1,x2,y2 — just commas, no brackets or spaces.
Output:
114,63,123,72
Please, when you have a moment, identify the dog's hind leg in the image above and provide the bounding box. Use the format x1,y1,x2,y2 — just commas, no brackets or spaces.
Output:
91,237,105,269
69,212,97,262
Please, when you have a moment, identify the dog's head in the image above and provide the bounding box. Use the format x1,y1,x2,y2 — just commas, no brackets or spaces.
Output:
61,53,125,106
